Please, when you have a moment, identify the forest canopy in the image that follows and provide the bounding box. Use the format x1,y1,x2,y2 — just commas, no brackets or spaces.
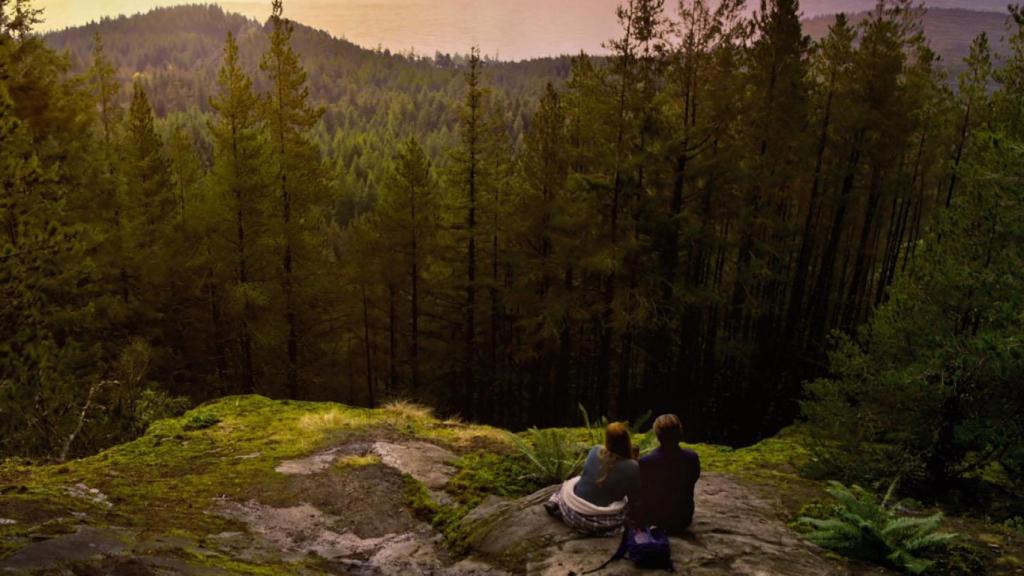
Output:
1,0,1022,496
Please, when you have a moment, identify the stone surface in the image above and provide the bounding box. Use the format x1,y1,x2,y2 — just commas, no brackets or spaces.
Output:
275,447,345,475
64,482,112,508
370,440,457,489
1,526,131,572
1,437,863,576
462,473,854,575
213,439,499,575
273,439,457,490
215,497,508,575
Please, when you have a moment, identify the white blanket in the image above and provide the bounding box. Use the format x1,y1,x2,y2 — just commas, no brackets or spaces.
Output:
559,475,628,516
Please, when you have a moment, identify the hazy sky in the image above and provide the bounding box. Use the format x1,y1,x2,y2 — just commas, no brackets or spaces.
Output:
36,0,1011,61
38,0,623,60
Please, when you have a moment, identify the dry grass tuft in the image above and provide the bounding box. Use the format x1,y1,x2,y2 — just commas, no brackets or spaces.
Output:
383,400,435,421
443,414,465,426
334,454,381,469
297,409,352,432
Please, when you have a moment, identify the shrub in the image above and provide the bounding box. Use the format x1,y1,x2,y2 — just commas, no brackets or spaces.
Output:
798,481,958,574
801,148,1024,490
510,428,586,485
1005,517,1024,534
135,388,191,432
183,412,221,431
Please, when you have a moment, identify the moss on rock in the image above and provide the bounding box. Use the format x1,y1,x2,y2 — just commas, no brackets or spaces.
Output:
3,396,1019,575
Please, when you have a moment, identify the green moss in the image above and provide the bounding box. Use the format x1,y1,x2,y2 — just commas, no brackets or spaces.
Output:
403,474,439,522
1,398,824,552
1004,516,1024,534
925,541,986,576
10,396,980,572
182,412,221,431
0,396,392,535
401,472,480,555
996,554,1022,568
447,452,540,504
788,499,840,532
689,426,812,478
173,545,320,575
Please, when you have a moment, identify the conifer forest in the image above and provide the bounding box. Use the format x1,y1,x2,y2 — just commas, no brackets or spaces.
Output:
1,0,1022,500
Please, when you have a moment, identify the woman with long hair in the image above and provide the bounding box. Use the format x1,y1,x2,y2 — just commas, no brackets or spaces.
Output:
546,422,639,535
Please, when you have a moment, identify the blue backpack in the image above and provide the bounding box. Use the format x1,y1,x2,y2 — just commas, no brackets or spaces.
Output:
584,526,675,573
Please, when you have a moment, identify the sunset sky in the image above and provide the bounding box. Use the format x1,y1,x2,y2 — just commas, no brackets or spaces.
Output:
36,0,1011,61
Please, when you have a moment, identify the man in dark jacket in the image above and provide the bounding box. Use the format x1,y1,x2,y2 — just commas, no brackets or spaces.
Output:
632,414,701,533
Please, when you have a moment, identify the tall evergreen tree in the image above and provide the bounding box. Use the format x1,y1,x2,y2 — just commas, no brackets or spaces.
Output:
377,137,437,393
1,3,104,456
261,0,326,398
946,32,993,208
451,47,486,418
123,78,173,299
88,32,129,305
517,83,574,424
209,30,264,392
784,13,855,345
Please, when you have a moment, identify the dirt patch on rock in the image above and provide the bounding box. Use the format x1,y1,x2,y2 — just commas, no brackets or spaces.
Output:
215,498,449,573
214,438,509,574
259,462,420,539
275,439,458,490
0,496,68,526
0,526,133,572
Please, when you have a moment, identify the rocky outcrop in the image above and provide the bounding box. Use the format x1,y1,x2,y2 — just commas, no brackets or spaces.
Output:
219,439,500,575
460,473,852,575
0,406,862,576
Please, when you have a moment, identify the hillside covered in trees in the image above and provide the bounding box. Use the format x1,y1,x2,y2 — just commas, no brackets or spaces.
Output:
804,8,1013,78
3,0,1024,573
2,0,1022,511
42,4,569,206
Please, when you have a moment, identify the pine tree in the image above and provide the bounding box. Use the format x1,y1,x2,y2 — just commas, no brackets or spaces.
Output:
840,0,926,331
482,93,514,422
651,0,747,418
123,78,173,295
451,47,485,418
209,30,264,392
947,32,993,208
518,83,572,424
602,0,670,418
377,137,437,393
167,123,203,227
88,32,129,305
729,0,809,345
785,13,855,344
1,4,104,456
261,0,325,398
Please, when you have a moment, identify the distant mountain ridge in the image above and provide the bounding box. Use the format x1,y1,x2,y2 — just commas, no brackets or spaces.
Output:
43,4,565,147
804,8,1012,79
798,0,1010,17
42,4,1012,123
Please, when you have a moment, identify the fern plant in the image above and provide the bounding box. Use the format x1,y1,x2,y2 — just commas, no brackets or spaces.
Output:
799,481,958,574
510,428,586,485
578,404,657,455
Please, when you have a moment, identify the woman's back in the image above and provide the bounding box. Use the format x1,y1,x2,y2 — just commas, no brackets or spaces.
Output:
573,445,639,507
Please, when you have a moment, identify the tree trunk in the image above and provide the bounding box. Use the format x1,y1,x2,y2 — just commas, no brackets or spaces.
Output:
362,284,376,408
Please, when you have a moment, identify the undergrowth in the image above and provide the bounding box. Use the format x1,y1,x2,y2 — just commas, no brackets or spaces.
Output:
796,481,959,574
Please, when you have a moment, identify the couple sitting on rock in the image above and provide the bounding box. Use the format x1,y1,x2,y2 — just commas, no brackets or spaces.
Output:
545,414,700,536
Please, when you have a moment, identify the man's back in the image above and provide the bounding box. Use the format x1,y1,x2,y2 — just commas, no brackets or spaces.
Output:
637,445,701,533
